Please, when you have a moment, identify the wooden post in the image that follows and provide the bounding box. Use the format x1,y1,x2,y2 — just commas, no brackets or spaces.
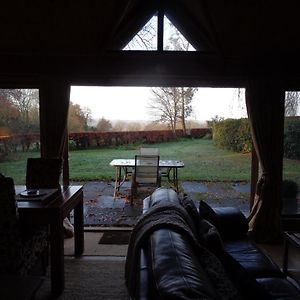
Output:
63,129,69,187
157,5,164,51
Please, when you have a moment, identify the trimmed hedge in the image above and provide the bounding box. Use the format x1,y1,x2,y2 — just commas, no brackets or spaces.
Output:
212,118,252,153
213,117,300,158
0,128,211,153
67,128,211,149
284,117,300,160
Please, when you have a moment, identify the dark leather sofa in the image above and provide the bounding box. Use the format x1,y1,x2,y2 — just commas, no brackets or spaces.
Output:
125,188,300,300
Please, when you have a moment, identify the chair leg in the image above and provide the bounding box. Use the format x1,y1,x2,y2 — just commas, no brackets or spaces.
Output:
131,183,137,205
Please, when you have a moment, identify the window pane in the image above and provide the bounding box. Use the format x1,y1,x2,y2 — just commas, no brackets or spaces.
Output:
0,89,40,184
163,16,196,51
123,15,157,50
282,91,300,214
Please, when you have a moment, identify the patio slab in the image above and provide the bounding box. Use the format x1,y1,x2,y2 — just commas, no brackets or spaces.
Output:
74,180,251,227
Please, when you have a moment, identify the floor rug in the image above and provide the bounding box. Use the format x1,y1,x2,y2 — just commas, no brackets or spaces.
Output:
99,231,131,245
64,232,128,256
35,257,129,300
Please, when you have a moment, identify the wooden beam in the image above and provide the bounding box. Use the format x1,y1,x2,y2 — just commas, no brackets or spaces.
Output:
1,51,300,87
157,6,164,51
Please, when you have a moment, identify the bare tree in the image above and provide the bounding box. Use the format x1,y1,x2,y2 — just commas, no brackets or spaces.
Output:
112,120,127,132
96,117,112,132
0,89,39,133
123,16,156,50
81,106,92,131
0,93,20,133
149,86,197,135
149,87,179,134
178,87,197,134
8,89,39,125
285,91,300,116
164,17,195,51
126,121,143,131
235,89,300,117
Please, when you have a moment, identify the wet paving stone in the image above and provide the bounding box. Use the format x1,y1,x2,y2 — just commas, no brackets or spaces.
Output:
76,180,251,227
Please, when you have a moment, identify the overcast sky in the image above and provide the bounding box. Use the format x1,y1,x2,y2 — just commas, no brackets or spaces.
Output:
70,86,247,123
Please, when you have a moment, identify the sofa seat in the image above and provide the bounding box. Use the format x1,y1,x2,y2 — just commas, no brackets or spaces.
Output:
256,277,300,299
223,239,284,278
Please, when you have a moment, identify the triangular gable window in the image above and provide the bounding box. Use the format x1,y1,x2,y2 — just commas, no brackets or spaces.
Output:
163,16,195,51
124,15,157,50
123,14,196,51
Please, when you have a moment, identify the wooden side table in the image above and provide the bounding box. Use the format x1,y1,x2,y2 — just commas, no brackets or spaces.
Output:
283,231,300,275
16,185,84,295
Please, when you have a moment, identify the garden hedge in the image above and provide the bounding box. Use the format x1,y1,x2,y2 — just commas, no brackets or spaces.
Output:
213,117,300,158
284,117,300,159
212,118,252,153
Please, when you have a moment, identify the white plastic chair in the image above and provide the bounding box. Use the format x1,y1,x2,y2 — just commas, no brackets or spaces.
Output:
131,155,161,204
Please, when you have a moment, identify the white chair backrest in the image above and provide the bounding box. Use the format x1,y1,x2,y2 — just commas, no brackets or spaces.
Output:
139,147,159,156
134,155,159,184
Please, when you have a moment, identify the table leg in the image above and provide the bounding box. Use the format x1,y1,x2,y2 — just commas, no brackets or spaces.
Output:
113,167,121,198
113,167,130,198
174,168,178,192
50,215,65,295
74,191,84,255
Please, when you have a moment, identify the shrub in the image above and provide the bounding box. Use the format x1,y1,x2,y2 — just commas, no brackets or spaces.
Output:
68,140,77,151
284,117,300,160
282,179,298,198
213,118,252,153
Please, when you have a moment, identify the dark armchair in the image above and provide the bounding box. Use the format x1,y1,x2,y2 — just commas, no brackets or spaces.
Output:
26,157,63,189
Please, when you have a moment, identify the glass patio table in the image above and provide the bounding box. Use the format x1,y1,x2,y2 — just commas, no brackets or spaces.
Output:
109,159,184,198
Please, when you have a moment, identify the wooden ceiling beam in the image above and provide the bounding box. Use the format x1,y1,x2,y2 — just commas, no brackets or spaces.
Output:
0,51,300,87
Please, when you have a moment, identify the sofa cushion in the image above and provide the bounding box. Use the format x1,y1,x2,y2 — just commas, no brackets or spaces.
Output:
223,239,283,278
256,277,300,299
198,218,224,256
219,251,273,300
199,201,249,240
149,229,218,299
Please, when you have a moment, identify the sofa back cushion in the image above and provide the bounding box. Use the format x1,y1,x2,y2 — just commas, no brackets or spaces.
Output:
198,218,224,256
199,200,249,240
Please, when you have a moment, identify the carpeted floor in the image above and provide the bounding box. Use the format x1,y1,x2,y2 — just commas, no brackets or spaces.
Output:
64,232,129,256
35,257,129,300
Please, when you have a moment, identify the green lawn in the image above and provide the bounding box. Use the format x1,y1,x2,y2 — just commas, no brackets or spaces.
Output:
1,138,299,185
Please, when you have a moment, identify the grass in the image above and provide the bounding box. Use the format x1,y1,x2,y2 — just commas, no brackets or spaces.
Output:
1,138,299,186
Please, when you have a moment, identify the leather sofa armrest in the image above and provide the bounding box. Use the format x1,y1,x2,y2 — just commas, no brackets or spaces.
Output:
149,228,218,299
143,188,179,214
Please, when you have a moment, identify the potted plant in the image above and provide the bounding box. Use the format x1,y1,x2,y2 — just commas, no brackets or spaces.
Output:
282,179,299,214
